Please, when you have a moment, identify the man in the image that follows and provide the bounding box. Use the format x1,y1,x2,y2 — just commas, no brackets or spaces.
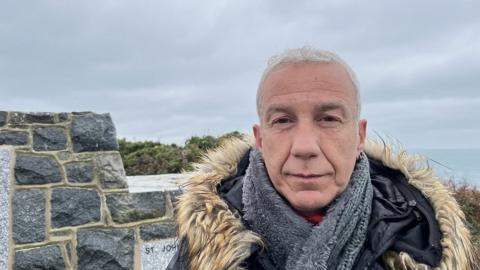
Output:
167,47,475,269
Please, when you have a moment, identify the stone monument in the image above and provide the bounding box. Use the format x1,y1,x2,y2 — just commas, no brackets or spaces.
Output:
0,111,182,270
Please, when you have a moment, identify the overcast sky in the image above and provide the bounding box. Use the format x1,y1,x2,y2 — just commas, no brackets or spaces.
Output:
1,0,479,149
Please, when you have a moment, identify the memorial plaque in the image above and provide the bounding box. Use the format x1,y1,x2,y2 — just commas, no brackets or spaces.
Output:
141,238,178,270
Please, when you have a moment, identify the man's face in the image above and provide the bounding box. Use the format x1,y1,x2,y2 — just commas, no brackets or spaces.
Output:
253,62,367,214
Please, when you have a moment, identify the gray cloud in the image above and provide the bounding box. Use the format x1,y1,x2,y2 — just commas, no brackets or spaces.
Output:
1,0,479,147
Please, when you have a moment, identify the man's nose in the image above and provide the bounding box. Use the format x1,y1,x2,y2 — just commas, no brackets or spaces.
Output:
290,124,321,160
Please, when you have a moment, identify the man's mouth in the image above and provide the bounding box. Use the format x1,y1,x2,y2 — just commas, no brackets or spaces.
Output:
287,173,325,178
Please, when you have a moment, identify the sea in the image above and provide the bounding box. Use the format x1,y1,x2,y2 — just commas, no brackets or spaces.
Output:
410,148,480,187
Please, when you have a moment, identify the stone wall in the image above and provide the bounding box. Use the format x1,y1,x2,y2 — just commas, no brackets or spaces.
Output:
0,111,180,270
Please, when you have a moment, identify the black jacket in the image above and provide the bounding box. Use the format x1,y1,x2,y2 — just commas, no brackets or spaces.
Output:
167,139,474,270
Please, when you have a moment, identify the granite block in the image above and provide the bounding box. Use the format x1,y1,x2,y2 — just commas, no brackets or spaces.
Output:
12,189,46,244
51,188,101,228
77,228,134,270
106,192,166,224
14,245,65,270
71,113,118,152
0,149,11,269
33,127,67,151
15,153,62,185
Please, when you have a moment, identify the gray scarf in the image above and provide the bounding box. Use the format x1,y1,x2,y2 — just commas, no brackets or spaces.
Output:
242,149,373,270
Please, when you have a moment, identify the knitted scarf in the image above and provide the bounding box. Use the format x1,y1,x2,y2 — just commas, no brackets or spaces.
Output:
242,149,373,270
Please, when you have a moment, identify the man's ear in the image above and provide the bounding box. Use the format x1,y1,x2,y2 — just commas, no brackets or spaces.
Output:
253,124,263,151
357,119,367,155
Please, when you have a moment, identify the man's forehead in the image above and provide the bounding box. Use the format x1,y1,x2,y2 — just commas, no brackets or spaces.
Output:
259,62,356,112
265,63,352,92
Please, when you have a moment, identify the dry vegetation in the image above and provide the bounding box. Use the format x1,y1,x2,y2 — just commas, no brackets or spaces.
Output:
447,181,480,262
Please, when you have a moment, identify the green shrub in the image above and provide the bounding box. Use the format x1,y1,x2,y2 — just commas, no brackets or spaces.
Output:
119,132,243,175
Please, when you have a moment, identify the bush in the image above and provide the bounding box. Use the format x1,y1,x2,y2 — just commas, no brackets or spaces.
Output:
119,132,243,175
447,181,480,260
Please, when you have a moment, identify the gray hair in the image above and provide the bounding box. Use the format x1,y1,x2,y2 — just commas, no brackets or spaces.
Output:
256,47,361,119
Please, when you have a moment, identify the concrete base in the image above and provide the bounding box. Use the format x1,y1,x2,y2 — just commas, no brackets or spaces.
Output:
127,174,187,193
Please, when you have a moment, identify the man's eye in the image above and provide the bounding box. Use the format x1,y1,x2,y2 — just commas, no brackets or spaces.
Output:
322,116,338,122
317,116,342,125
272,117,291,125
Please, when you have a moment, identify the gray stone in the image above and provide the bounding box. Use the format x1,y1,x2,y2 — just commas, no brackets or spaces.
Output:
77,228,134,270
0,149,12,270
13,189,46,244
0,131,29,146
10,112,56,125
51,188,101,228
0,111,6,127
106,192,166,224
141,239,178,270
140,222,176,241
33,127,67,151
27,112,56,124
15,153,62,185
8,112,27,126
95,153,127,189
58,113,69,122
72,111,93,115
14,245,66,270
71,113,118,152
65,161,94,183
169,189,183,205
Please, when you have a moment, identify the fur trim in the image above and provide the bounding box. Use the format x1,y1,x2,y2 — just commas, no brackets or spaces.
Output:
175,136,475,270
175,136,262,270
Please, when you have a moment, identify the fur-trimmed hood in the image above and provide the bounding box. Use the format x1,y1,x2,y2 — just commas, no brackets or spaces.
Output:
174,137,475,270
